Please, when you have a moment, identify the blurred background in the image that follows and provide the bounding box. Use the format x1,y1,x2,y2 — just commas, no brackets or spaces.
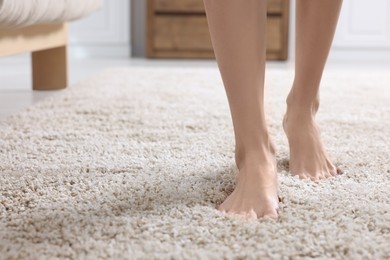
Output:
77,0,390,61
0,0,389,118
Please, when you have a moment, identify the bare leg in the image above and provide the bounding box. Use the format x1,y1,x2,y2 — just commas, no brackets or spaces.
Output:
283,0,343,180
203,0,278,218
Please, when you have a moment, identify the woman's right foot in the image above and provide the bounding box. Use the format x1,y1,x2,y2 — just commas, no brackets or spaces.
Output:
217,146,279,219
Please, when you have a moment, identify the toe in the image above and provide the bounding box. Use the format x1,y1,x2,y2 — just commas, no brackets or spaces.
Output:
326,161,337,175
322,171,332,179
317,174,326,180
261,204,278,218
312,176,321,182
216,205,226,213
330,167,338,176
308,175,316,181
241,210,257,220
247,209,258,219
297,173,307,180
324,172,332,179
226,210,236,216
262,210,278,219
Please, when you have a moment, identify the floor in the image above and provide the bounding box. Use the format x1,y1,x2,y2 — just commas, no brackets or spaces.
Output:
0,54,389,120
0,55,287,120
1,60,389,258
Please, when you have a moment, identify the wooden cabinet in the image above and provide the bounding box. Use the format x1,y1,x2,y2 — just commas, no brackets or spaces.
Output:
146,0,289,60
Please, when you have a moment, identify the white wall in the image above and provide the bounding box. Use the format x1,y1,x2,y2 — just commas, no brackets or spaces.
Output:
288,0,390,62
68,0,131,58
332,0,390,61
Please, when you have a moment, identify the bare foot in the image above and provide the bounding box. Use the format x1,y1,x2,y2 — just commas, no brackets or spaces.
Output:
217,147,279,219
283,111,338,181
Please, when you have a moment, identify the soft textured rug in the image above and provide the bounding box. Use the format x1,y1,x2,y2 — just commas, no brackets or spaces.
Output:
0,66,389,259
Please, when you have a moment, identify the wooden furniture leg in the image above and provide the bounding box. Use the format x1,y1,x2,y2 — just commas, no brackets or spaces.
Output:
0,23,68,90
32,45,68,90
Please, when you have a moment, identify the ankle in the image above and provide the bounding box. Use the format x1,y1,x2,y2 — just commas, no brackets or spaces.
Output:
286,91,319,117
286,86,320,115
235,141,276,171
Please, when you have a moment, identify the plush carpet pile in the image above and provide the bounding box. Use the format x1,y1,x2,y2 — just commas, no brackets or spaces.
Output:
0,66,389,259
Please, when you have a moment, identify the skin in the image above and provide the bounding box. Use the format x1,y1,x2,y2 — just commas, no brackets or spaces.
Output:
284,0,343,180
202,0,343,219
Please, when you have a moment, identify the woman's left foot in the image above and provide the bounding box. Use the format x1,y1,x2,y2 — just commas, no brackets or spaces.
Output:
283,110,339,181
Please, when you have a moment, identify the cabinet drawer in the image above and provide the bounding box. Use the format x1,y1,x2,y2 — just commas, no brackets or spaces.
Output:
154,15,212,50
154,0,283,14
155,0,204,13
267,17,282,52
153,15,283,52
268,0,283,14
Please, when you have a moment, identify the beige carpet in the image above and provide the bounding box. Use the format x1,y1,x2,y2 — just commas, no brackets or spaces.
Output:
0,66,389,259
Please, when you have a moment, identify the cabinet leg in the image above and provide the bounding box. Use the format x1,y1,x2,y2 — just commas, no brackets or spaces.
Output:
32,45,67,90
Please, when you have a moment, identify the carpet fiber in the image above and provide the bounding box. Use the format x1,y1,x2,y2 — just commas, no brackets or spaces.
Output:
1,66,389,259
